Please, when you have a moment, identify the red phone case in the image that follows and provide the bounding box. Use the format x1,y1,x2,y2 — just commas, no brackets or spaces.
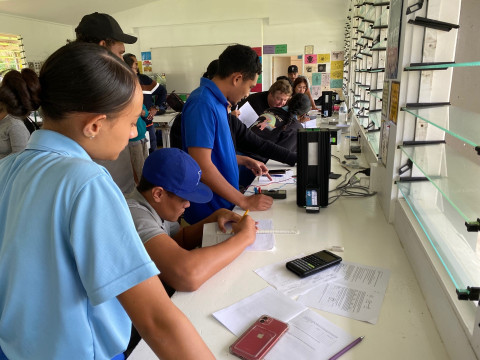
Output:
229,315,288,360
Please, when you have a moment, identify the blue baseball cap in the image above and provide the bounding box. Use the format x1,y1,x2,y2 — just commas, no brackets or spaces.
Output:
142,148,213,203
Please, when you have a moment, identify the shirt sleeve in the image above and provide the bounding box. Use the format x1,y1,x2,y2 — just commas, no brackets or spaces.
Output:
70,175,159,306
9,122,30,153
128,201,168,244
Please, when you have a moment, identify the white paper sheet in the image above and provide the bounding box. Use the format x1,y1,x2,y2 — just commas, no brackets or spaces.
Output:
255,256,343,297
202,219,275,251
212,287,356,359
297,261,390,324
212,286,307,336
258,169,295,184
265,309,355,360
301,118,318,128
238,101,259,128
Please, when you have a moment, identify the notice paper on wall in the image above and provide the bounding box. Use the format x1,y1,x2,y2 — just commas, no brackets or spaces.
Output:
238,101,259,128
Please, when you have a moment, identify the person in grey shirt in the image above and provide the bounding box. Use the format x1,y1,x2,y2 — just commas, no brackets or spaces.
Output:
127,148,256,292
0,69,38,159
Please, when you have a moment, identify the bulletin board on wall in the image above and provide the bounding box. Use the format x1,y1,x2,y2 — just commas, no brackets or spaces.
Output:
303,46,344,99
151,44,233,94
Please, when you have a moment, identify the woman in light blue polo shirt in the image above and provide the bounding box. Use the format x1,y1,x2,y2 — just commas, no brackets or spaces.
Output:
0,42,213,360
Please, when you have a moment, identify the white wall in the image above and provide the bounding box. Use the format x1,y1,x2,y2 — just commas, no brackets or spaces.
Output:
113,0,348,90
0,13,73,63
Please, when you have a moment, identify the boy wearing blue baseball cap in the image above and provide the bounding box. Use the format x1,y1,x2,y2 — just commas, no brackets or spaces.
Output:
127,148,256,292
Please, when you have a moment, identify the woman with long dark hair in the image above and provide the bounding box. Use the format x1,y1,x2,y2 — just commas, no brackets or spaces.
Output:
0,42,213,360
0,68,39,159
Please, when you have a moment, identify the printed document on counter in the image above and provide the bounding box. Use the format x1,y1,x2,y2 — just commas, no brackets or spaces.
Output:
297,261,390,324
213,286,355,360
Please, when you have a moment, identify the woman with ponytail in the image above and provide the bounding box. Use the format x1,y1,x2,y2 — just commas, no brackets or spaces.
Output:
0,68,40,158
0,42,213,360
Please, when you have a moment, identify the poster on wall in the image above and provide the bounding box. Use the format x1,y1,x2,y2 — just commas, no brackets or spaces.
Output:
380,81,391,167
380,122,390,167
251,47,262,57
141,51,152,73
306,65,313,73
330,79,343,89
304,45,314,54
388,81,400,124
311,86,322,99
312,73,322,86
321,73,330,90
317,53,330,63
381,80,390,120
331,51,344,61
274,44,287,54
304,54,317,64
318,64,326,72
386,0,403,79
263,45,275,54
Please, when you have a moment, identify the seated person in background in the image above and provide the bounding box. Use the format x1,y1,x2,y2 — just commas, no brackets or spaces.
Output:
181,44,273,224
292,75,318,110
236,79,292,117
127,148,256,292
249,93,312,153
0,68,37,159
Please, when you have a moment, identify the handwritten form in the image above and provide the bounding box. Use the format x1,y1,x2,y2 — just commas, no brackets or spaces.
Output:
202,219,275,251
213,287,355,360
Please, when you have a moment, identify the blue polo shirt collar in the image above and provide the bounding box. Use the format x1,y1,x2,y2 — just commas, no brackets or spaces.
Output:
26,129,92,160
200,77,229,108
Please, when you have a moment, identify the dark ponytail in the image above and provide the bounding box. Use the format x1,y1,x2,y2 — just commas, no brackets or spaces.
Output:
0,68,41,117
39,42,138,121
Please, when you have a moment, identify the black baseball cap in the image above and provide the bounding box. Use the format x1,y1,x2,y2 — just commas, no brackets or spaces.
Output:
288,65,298,73
75,12,137,44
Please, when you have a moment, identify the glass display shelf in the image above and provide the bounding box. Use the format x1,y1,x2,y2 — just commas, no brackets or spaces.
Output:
369,111,381,127
398,181,480,291
399,143,480,223
373,9,389,28
366,130,380,154
364,7,376,23
372,39,387,51
404,61,480,71
371,91,382,100
402,106,480,148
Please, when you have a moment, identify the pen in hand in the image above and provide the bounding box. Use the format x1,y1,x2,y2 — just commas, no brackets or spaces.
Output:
328,336,364,360
241,209,249,220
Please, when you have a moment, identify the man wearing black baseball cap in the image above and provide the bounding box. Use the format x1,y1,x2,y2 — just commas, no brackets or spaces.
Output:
75,12,137,58
75,12,139,195
287,64,299,85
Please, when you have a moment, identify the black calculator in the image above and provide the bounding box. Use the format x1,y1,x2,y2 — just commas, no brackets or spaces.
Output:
286,250,342,278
